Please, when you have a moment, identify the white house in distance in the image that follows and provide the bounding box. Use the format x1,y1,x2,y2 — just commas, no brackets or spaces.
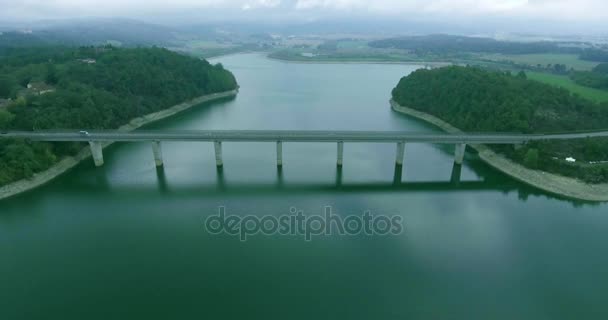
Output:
566,157,576,163
23,82,55,96
78,58,96,64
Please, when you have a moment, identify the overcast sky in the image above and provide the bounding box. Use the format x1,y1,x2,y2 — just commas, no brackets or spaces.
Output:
1,0,607,32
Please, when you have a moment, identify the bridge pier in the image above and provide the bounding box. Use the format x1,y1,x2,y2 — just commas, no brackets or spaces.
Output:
276,166,284,187
337,141,344,167
152,141,163,167
395,142,405,166
393,164,403,185
335,165,343,186
277,141,283,167
88,141,104,167
454,143,467,165
450,163,462,185
214,141,223,167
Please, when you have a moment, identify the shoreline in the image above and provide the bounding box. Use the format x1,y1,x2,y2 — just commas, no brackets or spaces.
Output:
267,54,451,66
390,99,608,202
0,89,238,201
205,50,261,60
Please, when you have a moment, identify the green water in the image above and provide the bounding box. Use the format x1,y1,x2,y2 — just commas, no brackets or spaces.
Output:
1,53,608,319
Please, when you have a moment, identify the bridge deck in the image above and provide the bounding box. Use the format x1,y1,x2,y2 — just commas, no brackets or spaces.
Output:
3,130,608,144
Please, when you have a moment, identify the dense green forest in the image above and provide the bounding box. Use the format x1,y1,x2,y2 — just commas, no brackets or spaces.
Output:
0,20,179,48
392,66,608,183
0,46,237,186
570,63,608,89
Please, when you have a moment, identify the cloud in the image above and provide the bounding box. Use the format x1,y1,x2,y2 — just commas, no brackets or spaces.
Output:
0,0,607,23
293,0,607,19
242,0,282,10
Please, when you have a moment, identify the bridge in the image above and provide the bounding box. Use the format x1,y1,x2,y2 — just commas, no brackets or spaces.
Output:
3,129,608,168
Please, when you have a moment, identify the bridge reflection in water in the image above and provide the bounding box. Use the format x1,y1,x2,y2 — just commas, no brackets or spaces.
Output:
86,162,522,196
79,155,596,207
75,155,600,206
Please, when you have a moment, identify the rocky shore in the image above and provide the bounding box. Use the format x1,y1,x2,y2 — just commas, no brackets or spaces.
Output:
390,99,608,202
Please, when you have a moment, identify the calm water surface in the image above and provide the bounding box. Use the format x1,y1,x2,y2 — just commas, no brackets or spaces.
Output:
1,54,608,319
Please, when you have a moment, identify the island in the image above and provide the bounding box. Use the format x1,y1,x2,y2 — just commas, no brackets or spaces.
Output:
0,46,238,197
391,66,608,201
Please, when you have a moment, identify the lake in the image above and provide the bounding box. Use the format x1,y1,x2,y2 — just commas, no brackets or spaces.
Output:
1,53,607,319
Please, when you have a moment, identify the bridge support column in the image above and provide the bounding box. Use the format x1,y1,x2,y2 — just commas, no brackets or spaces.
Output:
277,141,283,167
337,141,344,167
454,144,467,165
395,142,405,166
450,163,462,185
88,141,104,167
152,141,163,167
214,141,223,167
393,164,403,185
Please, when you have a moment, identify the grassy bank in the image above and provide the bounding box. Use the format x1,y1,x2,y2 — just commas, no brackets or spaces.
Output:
527,72,608,103
482,53,599,71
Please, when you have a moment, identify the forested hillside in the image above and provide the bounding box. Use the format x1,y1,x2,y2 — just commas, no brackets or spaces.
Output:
0,46,237,185
392,66,608,183
0,19,179,48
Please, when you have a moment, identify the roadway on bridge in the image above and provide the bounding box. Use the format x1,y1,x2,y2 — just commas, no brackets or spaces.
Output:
2,130,608,144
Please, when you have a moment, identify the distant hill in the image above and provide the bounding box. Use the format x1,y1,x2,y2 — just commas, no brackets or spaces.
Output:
0,19,180,48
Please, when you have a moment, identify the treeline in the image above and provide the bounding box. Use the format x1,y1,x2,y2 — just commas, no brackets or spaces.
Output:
369,34,579,55
580,49,608,62
0,46,237,186
570,63,608,90
392,66,608,183
0,32,59,51
369,34,608,64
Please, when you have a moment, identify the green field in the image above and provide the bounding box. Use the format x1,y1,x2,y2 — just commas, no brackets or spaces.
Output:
483,53,599,71
527,71,608,102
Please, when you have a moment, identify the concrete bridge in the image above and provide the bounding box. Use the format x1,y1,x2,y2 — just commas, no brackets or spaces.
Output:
3,129,608,168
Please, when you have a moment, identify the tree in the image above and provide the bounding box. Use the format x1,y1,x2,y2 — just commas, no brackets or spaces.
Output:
11,96,27,108
46,64,58,85
523,149,539,169
553,64,567,74
517,71,527,79
0,76,16,98
0,110,15,129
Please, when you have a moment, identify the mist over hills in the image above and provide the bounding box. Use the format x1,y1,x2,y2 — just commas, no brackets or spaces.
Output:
0,19,180,47
1,16,607,55
1,16,606,43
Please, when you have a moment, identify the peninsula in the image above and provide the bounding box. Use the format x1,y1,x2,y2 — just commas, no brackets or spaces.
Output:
0,46,238,197
391,66,608,201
